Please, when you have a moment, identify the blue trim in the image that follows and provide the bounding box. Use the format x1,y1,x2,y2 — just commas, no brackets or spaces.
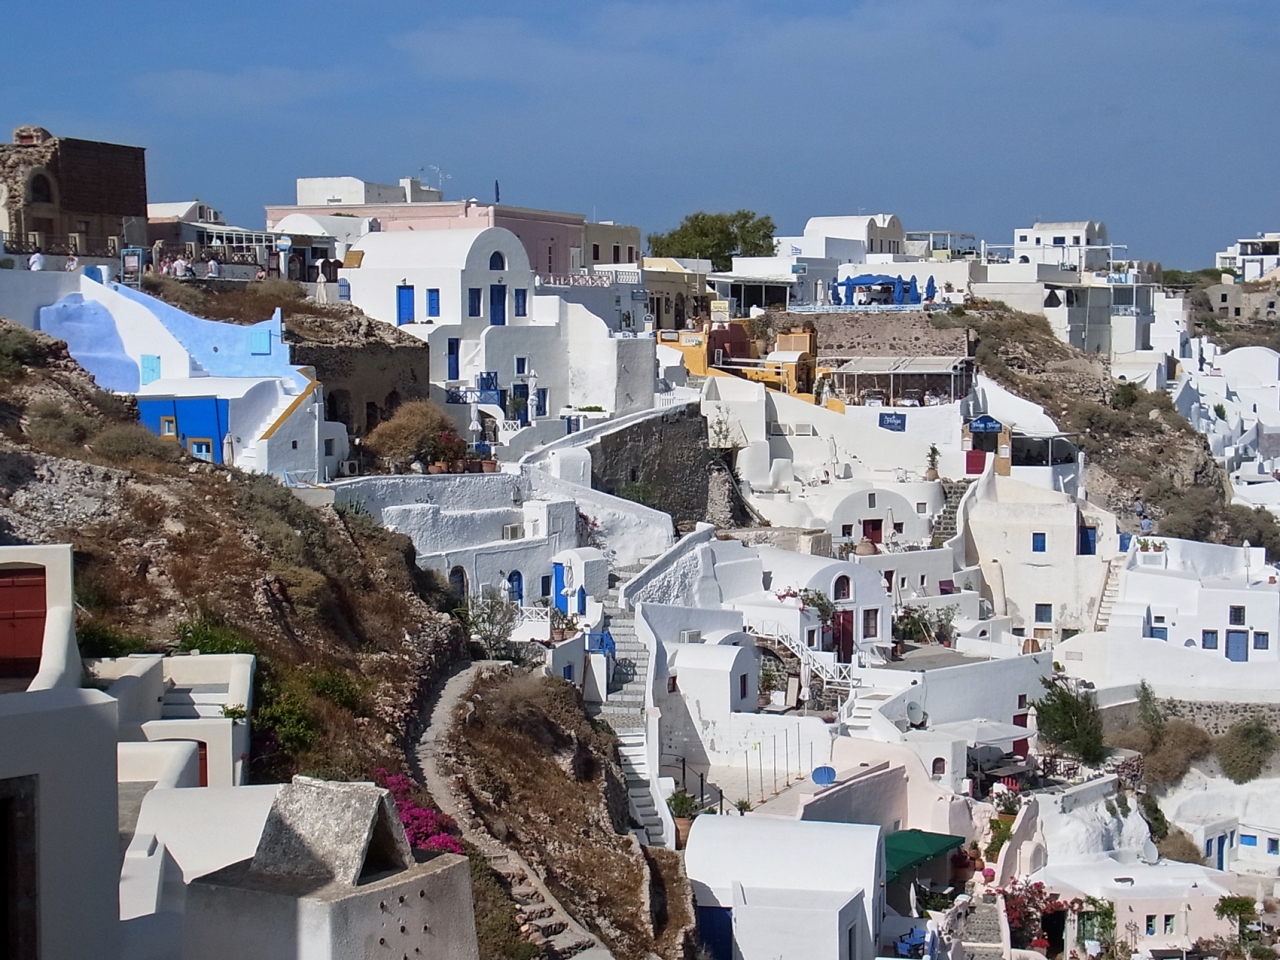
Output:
427,288,440,317
396,285,415,325
468,288,482,317
586,632,615,658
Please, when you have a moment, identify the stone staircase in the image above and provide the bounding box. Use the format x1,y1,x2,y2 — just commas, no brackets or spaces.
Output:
490,854,610,959
957,899,1005,960
616,731,666,847
841,686,894,736
934,479,973,541
586,588,648,732
1094,556,1123,631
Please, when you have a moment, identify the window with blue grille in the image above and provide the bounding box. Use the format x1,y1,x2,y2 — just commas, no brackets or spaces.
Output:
1034,603,1052,623
427,288,440,317
468,288,482,317
1270,838,1279,855
514,288,528,317
1242,834,1258,847
1031,532,1046,552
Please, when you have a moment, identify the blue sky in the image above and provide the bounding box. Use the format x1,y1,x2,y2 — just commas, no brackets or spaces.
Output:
6,0,1275,266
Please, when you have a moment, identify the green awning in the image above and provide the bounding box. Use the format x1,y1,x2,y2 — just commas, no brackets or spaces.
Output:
884,829,965,882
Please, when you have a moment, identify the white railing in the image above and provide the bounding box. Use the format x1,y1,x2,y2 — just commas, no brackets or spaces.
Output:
502,419,523,433
744,619,859,691
516,607,551,625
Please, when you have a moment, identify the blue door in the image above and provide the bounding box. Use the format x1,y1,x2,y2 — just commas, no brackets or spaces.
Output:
1078,526,1097,555
1217,834,1226,870
1150,626,1168,641
396,285,415,325
447,339,460,381
140,354,161,386
489,284,507,325
553,563,567,614
506,571,523,605
562,664,574,682
337,278,350,301
536,388,548,418
1227,630,1250,662
576,586,587,616
512,383,530,426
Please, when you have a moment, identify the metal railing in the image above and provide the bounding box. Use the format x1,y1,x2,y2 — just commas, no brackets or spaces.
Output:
787,303,933,314
445,387,501,405
586,631,616,658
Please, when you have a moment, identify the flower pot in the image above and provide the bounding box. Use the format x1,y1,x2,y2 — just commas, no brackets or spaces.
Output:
925,467,940,481
971,856,985,872
997,812,1017,822
464,459,482,473
481,459,499,473
450,460,466,473
675,817,693,849
427,463,445,475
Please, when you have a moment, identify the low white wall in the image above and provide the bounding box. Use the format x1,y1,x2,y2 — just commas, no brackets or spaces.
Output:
118,740,201,788
0,268,81,328
525,465,673,565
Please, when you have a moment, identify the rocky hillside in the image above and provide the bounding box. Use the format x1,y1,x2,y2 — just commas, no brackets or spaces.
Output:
0,318,463,781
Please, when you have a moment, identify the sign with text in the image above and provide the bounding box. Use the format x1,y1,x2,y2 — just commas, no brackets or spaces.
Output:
879,412,907,432
711,299,730,322
969,415,1003,433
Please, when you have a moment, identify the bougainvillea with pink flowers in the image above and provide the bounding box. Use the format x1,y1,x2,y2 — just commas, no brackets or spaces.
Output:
376,769,465,855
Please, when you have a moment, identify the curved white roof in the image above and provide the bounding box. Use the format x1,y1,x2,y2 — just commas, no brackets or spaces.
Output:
349,226,530,273
272,212,371,244
686,816,881,904
668,641,750,672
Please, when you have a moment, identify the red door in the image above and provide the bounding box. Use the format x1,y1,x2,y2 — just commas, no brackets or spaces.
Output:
834,610,855,663
1012,712,1029,757
0,569,46,679
862,519,883,544
966,450,987,474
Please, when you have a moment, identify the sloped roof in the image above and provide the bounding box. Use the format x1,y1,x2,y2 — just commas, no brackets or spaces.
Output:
884,829,964,881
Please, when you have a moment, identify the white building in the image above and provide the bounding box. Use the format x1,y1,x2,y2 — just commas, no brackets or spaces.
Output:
295,175,442,206
685,816,883,960
1009,221,1111,271
1216,232,1280,280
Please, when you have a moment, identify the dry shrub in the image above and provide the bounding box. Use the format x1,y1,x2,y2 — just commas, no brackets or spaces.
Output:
1157,827,1205,864
91,424,183,464
1217,717,1279,784
1143,720,1213,787
25,400,95,448
364,400,458,465
1106,727,1152,753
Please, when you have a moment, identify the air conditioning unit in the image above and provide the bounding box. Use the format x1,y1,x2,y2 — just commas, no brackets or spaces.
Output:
339,460,359,476
679,629,702,644
502,524,525,541
793,423,816,437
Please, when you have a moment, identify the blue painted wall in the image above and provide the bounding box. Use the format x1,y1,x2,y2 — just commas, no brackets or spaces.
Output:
38,294,141,392
108,284,305,388
137,396,230,463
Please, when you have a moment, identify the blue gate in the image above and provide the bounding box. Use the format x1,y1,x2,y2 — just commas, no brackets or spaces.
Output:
447,339,460,381
490,284,507,325
553,563,567,614
506,571,523,605
396,285,415,325
1227,630,1250,662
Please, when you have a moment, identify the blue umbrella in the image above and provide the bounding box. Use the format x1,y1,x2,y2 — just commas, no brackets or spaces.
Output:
841,276,858,304
829,279,842,305
908,275,920,304
925,275,937,301
893,275,905,304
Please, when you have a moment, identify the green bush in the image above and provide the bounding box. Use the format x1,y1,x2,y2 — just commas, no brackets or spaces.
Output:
25,400,96,448
986,817,1013,859
76,621,149,658
175,613,257,655
0,326,43,377
306,668,361,713
1216,717,1278,784
256,692,319,754
91,424,184,463
1033,676,1108,765
1139,793,1169,841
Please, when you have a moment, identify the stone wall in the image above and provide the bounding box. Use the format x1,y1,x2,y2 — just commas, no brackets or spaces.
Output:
1104,698,1280,737
769,311,971,357
587,403,747,528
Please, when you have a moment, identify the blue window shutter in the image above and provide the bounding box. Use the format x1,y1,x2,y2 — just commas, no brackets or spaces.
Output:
427,288,440,317
249,329,271,355
514,288,527,317
141,354,161,385
468,288,482,317
1031,532,1046,552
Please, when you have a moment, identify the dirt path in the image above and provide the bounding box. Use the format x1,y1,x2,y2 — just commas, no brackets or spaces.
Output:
413,661,613,960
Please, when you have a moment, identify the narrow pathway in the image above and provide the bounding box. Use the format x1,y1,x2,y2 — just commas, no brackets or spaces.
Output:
957,900,1005,960
413,661,613,960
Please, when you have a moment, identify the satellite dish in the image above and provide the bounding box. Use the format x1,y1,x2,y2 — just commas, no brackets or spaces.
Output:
812,765,837,786
906,701,925,726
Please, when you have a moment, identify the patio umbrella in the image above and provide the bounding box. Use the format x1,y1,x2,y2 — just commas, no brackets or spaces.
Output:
829,279,842,305
840,276,858,304
893,276,905,304
932,718,1028,746
925,275,936,301
908,276,920,304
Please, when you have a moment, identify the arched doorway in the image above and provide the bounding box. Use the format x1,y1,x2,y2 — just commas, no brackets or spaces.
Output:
448,566,468,600
506,571,523,605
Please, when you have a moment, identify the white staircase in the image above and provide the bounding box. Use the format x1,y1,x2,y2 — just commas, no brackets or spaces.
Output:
617,731,665,847
841,687,894,735
1094,557,1122,631
588,588,648,730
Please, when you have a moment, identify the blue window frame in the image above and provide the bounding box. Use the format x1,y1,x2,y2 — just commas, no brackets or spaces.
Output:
468,288,482,317
1256,632,1270,650
490,251,506,271
1206,840,1214,857
1032,532,1046,553
1242,834,1258,847
1034,603,1052,623
427,288,440,317
515,356,528,376
562,664,573,681
1270,838,1279,855
1203,630,1219,649
514,288,528,317
396,284,414,325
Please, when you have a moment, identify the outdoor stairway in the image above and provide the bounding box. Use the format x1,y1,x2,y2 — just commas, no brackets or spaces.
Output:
934,479,973,541
586,588,649,731
491,855,609,959
842,686,893,735
617,731,666,847
957,900,1005,960
1094,557,1123,631
161,682,231,719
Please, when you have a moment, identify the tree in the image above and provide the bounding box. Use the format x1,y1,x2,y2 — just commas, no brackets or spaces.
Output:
1215,895,1258,942
646,210,777,271
1034,676,1108,765
1216,716,1278,784
1136,680,1166,748
454,587,521,660
363,400,463,466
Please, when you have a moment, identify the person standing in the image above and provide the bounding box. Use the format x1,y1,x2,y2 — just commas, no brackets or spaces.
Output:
28,248,45,271
63,254,78,273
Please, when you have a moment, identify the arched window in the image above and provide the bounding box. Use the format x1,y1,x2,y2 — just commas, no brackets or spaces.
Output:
932,757,946,776
833,575,851,601
489,251,506,271
506,570,523,605
448,566,468,599
27,174,53,205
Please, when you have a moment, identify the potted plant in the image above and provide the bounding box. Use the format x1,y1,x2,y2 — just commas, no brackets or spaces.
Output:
1137,538,1150,553
481,458,499,473
996,790,1021,821
668,789,697,848
925,443,941,481
734,798,752,816
427,462,446,475
968,840,985,872
549,607,579,642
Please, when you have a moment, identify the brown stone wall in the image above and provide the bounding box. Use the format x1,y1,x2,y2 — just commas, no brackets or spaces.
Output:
290,339,432,438
0,135,146,238
771,311,971,357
